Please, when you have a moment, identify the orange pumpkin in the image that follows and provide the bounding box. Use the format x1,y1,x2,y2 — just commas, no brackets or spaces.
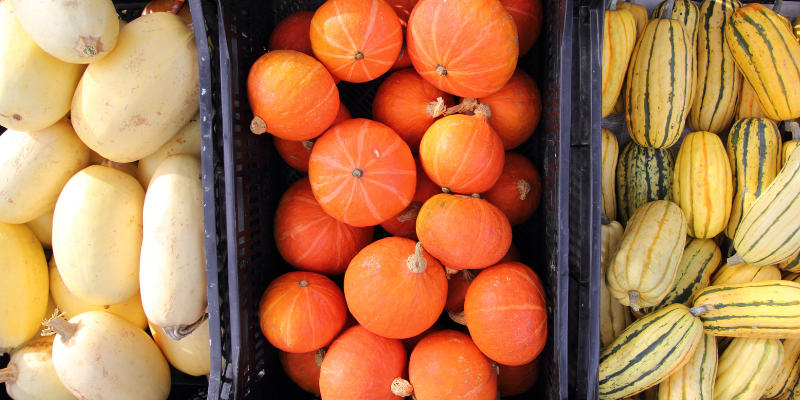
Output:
386,0,418,70
465,262,547,365
142,0,192,23
483,152,542,226
258,271,347,353
372,69,455,153
310,0,403,83
497,357,541,397
444,269,476,312
247,50,339,140
400,322,442,353
273,102,351,172
345,238,448,339
417,193,512,270
380,156,440,240
408,330,498,400
501,0,543,56
309,118,416,227
478,69,542,150
419,105,505,194
274,178,373,276
268,11,314,57
279,348,327,395
319,325,409,400
407,0,519,98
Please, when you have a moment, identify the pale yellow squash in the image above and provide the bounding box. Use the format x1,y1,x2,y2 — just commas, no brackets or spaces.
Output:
150,319,211,376
88,150,138,179
52,165,144,305
0,337,76,400
25,210,53,249
601,129,619,221
71,12,199,163
137,112,201,189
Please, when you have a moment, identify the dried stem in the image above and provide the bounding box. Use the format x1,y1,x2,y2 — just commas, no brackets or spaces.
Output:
315,348,327,367
0,365,18,384
788,120,800,142
727,253,745,266
42,311,78,343
689,304,715,317
445,266,459,279
407,242,428,273
660,0,675,19
426,97,447,118
250,116,267,134
449,311,467,325
517,180,531,200
397,202,422,222
391,378,414,397
629,290,641,312
443,98,479,117
163,313,209,341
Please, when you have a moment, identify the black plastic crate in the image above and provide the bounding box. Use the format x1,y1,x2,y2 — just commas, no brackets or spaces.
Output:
214,0,574,398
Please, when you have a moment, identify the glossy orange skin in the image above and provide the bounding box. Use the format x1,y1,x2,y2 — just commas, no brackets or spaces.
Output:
274,178,373,276
386,0,418,70
501,0,543,56
483,152,542,226
407,0,519,98
479,69,542,150
279,349,323,395
309,118,416,227
380,156,441,240
259,271,347,353
417,194,512,269
373,69,455,153
400,321,442,353
319,325,407,400
497,357,540,397
465,262,547,366
273,103,351,172
420,113,505,194
247,50,339,141
310,0,403,83
268,11,315,56
444,269,473,312
345,237,447,338
409,330,498,400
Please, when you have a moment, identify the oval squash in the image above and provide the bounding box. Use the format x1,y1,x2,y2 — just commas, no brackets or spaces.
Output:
710,262,781,285
478,69,543,150
137,112,201,189
735,79,771,121
615,141,674,226
601,128,618,221
0,337,75,400
601,3,636,118
279,348,325,395
26,210,54,249
600,272,631,349
652,0,700,47
657,332,717,400
150,319,211,376
764,338,800,398
715,337,783,400
273,102,351,173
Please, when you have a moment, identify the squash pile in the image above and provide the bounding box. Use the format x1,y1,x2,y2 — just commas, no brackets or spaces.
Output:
251,0,547,397
601,0,800,398
0,1,210,399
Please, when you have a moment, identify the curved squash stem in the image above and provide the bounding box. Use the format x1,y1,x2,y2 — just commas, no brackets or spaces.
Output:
407,242,428,273
449,311,467,325
426,97,447,118
250,116,267,134
0,364,18,384
727,253,745,266
629,290,641,312
601,213,611,226
43,311,78,343
397,202,422,223
100,159,121,170
444,266,458,279
473,103,492,119
517,179,531,200
774,0,784,15
163,312,209,341
443,98,480,117
314,348,327,367
660,0,675,19
301,140,315,151
788,120,800,142
689,304,715,317
391,378,414,397
606,0,619,11
462,269,476,284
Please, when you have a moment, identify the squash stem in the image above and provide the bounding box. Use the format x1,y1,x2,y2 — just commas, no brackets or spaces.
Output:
301,140,315,151
774,0,784,15
462,269,476,284
163,312,209,341
727,253,745,266
660,0,675,19
601,213,611,225
444,266,458,279
391,378,414,397
629,290,641,312
43,314,78,343
250,116,267,135
407,242,428,273
0,364,18,384
443,98,479,117
314,348,327,367
426,97,447,118
607,0,619,11
396,202,422,223
788,120,800,142
689,304,715,317
517,180,532,200
449,311,467,325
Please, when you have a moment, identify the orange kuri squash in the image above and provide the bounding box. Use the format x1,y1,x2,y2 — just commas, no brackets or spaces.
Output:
501,0,543,56
483,152,542,226
386,0,418,70
478,69,542,150
444,269,476,312
497,357,541,397
380,156,440,240
279,348,326,395
309,118,416,227
268,11,314,57
273,102,351,172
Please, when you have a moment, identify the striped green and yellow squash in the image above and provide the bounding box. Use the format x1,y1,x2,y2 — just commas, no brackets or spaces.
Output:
715,337,784,400
673,131,733,239
781,122,800,170
779,250,800,273
765,339,800,398
615,142,674,226
725,3,800,121
735,79,772,121
602,1,637,118
725,118,782,239
731,144,800,266
692,280,800,338
602,129,619,221
688,0,742,134
653,0,700,47
711,262,782,285
599,304,705,400
626,11,696,149
601,271,632,349
618,0,647,39
640,238,721,314
607,200,687,312
658,332,717,400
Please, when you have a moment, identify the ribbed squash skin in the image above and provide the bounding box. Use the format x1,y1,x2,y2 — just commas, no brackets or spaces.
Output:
779,250,800,273
693,281,800,338
598,304,704,400
657,332,717,400
640,238,721,314
725,3,800,121
732,145,800,266
653,0,700,47
725,118,781,239
617,1,647,39
602,129,619,221
602,7,637,117
606,200,687,311
783,141,800,171
715,337,784,400
601,219,624,271
673,131,733,239
688,0,742,134
601,274,632,349
711,262,781,286
626,17,696,149
615,142,674,226
764,338,800,398
735,79,771,121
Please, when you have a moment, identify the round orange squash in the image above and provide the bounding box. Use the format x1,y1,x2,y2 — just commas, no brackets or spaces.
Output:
408,330,498,400
279,348,327,395
310,0,403,83
344,237,448,339
273,102,351,172
497,357,540,397
501,0,543,56
308,118,416,227
274,178,373,276
372,68,455,153
400,322,442,353
247,50,339,141
464,262,547,366
319,325,409,400
478,69,542,150
419,105,505,194
258,271,347,353
407,0,519,98
501,242,522,263
386,0,418,70
483,152,542,226
268,11,314,57
380,156,441,240
444,269,476,312
417,193,512,269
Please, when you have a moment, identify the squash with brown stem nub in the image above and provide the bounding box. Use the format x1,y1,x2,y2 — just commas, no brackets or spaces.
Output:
0,337,75,400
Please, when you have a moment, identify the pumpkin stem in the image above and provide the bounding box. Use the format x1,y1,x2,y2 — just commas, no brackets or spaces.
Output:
299,280,309,287
163,312,209,341
435,65,447,76
426,97,447,118
442,187,451,194
727,253,745,266
788,121,800,142
659,0,675,19
471,193,481,198
407,242,428,273
355,51,365,61
352,169,364,178
301,140,315,151
628,290,641,312
443,98,479,117
473,103,492,119
0,364,18,384
774,0,784,14
462,269,476,284
391,378,414,397
314,348,327,367
689,304,715,317
250,116,267,134
606,0,619,11
101,159,121,170
397,202,422,222
517,179,531,200
444,266,459,279
73,36,104,58
42,309,78,343
601,213,611,225
449,311,467,325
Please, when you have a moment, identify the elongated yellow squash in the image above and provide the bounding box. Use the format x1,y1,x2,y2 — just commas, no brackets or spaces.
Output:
657,332,716,400
653,0,700,47
617,1,647,39
715,337,784,400
607,200,687,311
781,121,800,171
735,79,771,121
602,215,624,271
688,0,742,134
765,338,800,398
0,337,75,400
0,119,90,224
0,223,48,353
150,319,211,376
602,1,637,117
711,262,781,286
673,131,733,239
602,129,619,221
779,250,800,273
53,165,144,305
71,12,199,163
725,3,800,121
25,210,53,249
601,275,632,349
137,112,201,190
